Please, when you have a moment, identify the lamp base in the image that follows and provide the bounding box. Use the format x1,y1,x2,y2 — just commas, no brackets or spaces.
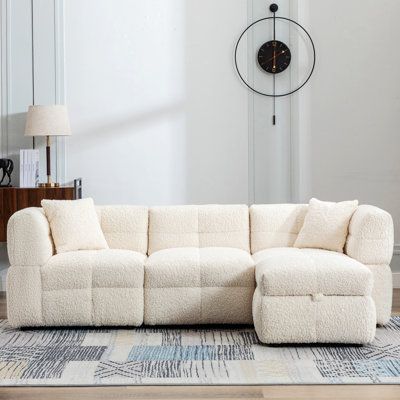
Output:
38,182,60,188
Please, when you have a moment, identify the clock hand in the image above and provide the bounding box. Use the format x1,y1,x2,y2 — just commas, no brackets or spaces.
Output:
273,49,276,70
261,50,286,65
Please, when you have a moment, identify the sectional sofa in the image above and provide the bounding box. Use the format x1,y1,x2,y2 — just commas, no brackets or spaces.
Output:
6,204,393,344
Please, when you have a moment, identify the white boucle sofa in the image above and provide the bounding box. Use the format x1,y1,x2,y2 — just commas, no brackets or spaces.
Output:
6,204,394,344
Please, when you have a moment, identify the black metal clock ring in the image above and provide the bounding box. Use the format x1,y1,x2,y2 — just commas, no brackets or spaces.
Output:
234,16,316,98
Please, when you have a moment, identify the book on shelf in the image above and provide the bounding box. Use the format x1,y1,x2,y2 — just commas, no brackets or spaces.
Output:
19,149,39,188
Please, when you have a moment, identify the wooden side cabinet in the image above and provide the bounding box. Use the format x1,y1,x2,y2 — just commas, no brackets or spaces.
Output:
0,187,76,242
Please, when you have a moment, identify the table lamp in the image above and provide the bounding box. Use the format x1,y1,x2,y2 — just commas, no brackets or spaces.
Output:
25,105,71,187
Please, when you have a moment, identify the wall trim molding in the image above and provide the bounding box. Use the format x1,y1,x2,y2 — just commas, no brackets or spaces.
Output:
247,0,255,205
54,0,66,185
0,0,66,183
288,0,297,203
0,0,10,158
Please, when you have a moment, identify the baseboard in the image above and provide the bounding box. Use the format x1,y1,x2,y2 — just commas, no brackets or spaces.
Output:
0,243,7,292
0,269,6,292
391,244,400,288
393,273,400,289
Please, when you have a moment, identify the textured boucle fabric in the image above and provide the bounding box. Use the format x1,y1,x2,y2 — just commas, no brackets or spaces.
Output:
92,288,143,326
6,202,394,333
250,204,308,253
253,248,372,296
7,208,54,266
366,264,392,325
148,205,249,254
145,247,254,288
42,249,145,290
96,205,148,254
345,205,394,265
144,247,254,324
42,289,92,326
40,287,144,327
41,198,109,253
145,287,201,325
253,288,376,344
7,249,145,327
42,249,144,326
344,205,393,324
7,266,43,327
294,198,358,253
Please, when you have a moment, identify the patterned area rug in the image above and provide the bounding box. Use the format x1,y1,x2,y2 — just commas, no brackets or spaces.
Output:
0,318,400,385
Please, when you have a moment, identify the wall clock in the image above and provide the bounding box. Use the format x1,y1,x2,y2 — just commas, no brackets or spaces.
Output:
234,3,316,125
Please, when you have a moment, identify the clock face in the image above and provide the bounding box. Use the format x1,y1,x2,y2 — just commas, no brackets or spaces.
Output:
257,40,291,74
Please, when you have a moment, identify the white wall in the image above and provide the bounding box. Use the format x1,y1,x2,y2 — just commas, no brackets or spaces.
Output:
64,0,250,205
0,0,36,289
0,0,33,179
292,0,400,271
1,0,400,279
0,0,65,186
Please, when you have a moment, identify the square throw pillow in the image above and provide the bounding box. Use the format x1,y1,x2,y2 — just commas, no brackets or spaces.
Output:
41,198,109,253
294,198,358,253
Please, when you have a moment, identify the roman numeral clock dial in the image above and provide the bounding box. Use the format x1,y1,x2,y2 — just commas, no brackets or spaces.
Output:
234,2,316,125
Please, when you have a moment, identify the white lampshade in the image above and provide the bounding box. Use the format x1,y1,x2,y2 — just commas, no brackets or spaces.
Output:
25,105,71,137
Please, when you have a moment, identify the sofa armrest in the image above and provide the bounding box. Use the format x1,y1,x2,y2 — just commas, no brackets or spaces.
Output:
345,205,394,265
7,207,54,267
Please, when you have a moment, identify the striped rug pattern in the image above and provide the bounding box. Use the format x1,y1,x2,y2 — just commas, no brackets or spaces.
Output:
0,318,399,385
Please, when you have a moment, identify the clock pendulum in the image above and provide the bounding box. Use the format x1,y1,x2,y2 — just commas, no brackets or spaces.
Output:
234,2,316,125
271,3,277,125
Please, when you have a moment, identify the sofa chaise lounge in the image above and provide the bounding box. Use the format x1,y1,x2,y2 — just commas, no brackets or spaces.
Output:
6,204,393,344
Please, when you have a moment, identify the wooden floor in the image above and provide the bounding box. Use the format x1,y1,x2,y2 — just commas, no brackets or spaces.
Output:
0,290,399,400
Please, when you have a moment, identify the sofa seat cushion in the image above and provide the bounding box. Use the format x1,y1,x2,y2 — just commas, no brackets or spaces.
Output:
40,249,145,326
253,247,372,297
42,249,145,290
144,247,255,325
145,247,254,288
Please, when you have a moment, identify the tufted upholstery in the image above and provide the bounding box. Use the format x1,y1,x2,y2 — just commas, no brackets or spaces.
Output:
250,204,308,253
344,205,394,324
253,289,376,344
7,208,54,267
96,205,148,254
345,205,394,265
148,205,249,254
253,248,372,296
6,202,394,334
8,249,145,328
252,247,376,344
144,247,254,325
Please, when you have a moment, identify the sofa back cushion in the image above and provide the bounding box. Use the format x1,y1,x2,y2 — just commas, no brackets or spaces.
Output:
96,206,148,254
250,204,308,253
148,205,249,254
